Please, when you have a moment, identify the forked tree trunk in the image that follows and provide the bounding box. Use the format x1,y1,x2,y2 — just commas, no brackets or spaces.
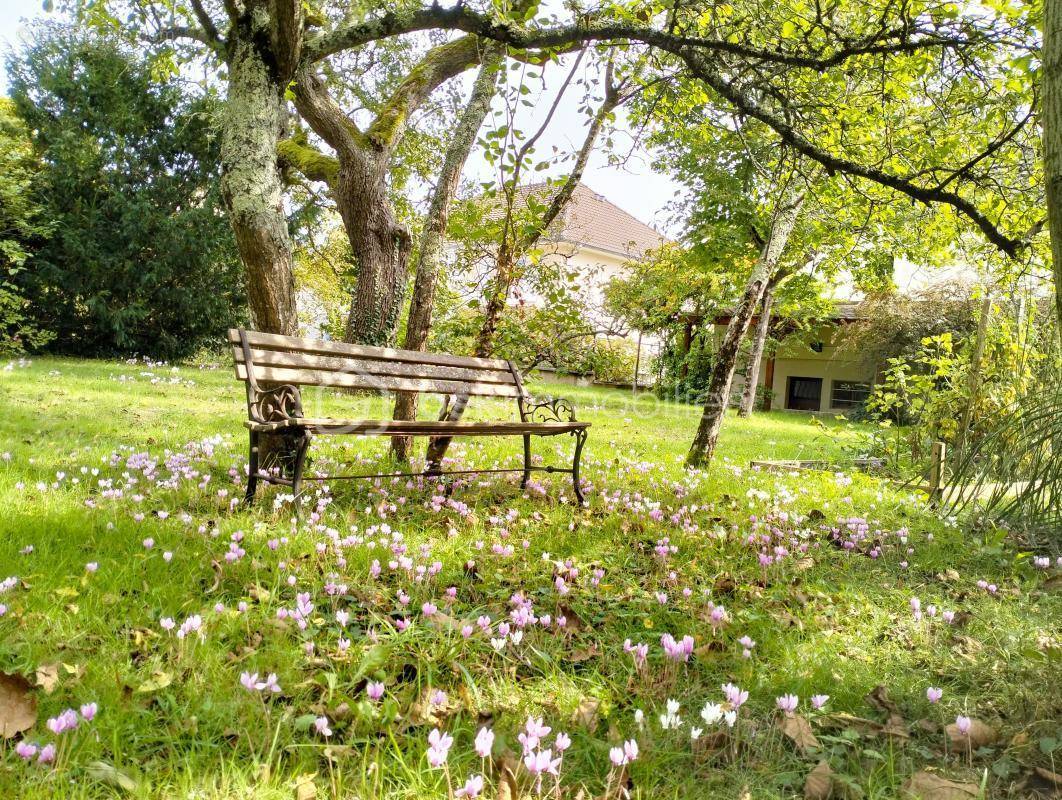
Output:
220,29,298,335
1045,0,1062,329
685,186,806,468
738,287,774,417
391,50,504,460
423,72,622,468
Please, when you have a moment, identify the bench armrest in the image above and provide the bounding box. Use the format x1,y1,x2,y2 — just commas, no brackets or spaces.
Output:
522,395,578,423
247,383,304,425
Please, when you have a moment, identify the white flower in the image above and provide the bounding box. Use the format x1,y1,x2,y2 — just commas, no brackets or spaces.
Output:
666,699,680,715
700,702,723,725
690,727,703,740
723,710,737,728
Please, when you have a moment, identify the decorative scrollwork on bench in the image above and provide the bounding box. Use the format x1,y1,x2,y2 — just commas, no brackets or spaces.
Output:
249,383,304,425
524,396,576,424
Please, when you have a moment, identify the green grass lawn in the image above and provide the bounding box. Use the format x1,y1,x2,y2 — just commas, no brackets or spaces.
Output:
0,356,1058,799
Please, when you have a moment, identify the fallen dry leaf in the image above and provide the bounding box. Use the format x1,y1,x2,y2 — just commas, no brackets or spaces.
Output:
900,771,980,799
945,719,996,749
805,761,834,800
86,761,138,793
134,670,172,694
293,772,317,800
780,714,820,754
571,697,600,731
0,672,37,738
1033,766,1062,787
35,662,60,694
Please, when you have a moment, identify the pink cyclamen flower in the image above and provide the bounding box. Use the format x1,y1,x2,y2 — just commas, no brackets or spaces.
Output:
776,694,799,715
474,726,495,758
366,681,385,701
239,671,259,691
256,673,281,693
810,694,829,710
426,728,453,768
955,716,971,735
37,743,56,764
80,702,98,721
85,562,98,573
927,687,943,703
15,741,38,760
421,602,437,617
524,748,561,776
47,708,78,734
430,689,447,706
721,682,749,708
314,716,333,737
623,739,639,762
456,775,485,798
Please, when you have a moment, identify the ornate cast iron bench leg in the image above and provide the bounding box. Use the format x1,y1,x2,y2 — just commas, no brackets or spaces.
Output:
571,428,587,505
521,434,532,489
245,430,260,505
287,431,311,500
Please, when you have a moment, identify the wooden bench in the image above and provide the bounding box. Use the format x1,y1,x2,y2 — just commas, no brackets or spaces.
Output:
229,328,590,504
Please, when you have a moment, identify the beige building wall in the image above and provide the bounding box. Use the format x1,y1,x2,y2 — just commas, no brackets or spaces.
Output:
723,322,876,413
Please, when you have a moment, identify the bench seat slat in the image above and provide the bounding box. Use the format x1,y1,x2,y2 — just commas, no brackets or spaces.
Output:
228,329,510,371
233,346,518,386
234,363,524,398
244,418,588,435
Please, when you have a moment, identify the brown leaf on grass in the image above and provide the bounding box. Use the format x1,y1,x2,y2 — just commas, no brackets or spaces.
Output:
1040,575,1062,594
494,750,520,800
821,713,884,736
864,686,909,739
712,575,738,597
0,672,37,738
569,644,599,663
805,761,834,800
1033,766,1062,787
134,670,172,693
293,773,317,800
900,771,979,799
865,685,901,715
945,719,996,749
692,730,729,759
780,714,820,753
571,697,601,731
35,662,60,694
85,761,138,793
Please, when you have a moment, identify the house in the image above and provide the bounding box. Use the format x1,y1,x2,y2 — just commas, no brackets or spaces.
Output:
725,302,875,413
459,181,671,384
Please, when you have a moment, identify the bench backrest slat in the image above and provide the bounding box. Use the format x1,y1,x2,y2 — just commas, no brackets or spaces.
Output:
229,329,525,399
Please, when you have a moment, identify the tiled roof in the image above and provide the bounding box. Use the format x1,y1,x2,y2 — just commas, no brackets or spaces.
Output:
486,182,669,258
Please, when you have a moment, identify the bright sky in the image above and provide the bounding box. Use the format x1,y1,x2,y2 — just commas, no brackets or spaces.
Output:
0,1,684,236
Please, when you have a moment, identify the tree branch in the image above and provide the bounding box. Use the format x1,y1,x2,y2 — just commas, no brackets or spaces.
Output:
189,0,223,47
679,50,1026,256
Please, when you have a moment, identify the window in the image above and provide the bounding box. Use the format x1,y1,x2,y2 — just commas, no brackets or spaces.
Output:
830,381,871,409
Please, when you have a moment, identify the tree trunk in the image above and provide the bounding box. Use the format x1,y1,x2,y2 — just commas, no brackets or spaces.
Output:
423,69,622,468
738,287,774,417
953,290,992,457
391,49,503,460
334,161,412,346
1045,0,1062,329
685,186,806,468
220,28,298,335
